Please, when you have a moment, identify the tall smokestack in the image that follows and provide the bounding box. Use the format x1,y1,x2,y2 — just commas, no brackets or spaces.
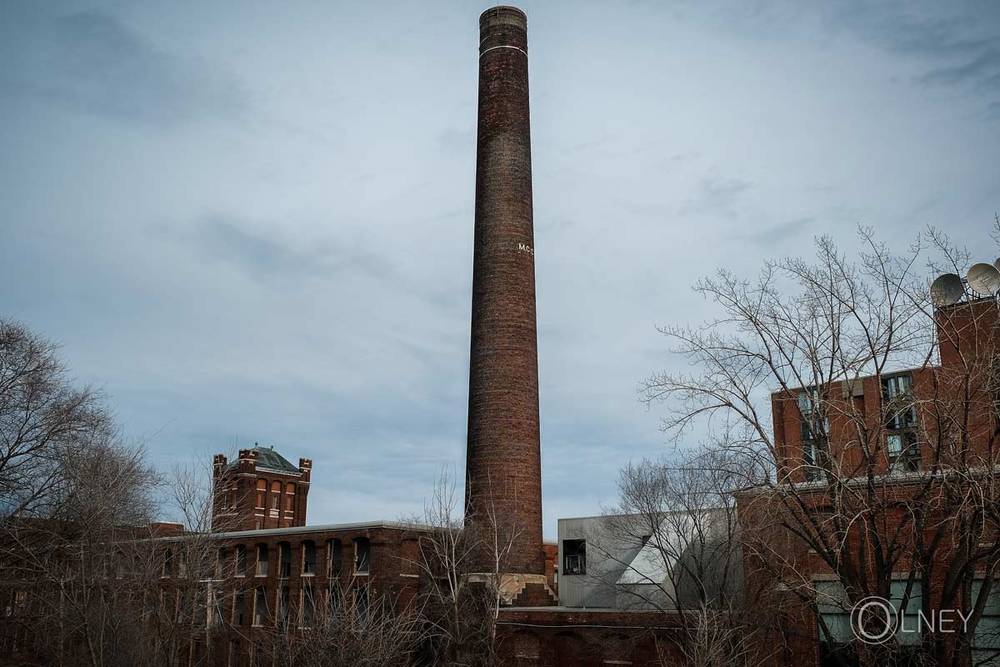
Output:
465,6,544,578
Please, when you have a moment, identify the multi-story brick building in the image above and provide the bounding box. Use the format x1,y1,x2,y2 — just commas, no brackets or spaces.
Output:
737,296,1000,666
212,446,312,532
157,516,428,666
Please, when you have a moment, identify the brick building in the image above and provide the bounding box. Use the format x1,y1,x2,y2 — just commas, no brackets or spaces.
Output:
156,518,429,666
212,446,312,531
736,296,1000,666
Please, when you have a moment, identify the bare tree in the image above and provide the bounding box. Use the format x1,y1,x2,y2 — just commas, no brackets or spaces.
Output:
0,437,161,666
0,320,109,519
260,576,427,667
406,468,522,666
643,225,1000,666
583,449,769,667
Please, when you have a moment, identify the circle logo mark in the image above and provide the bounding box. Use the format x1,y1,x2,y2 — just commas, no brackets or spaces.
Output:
850,596,897,645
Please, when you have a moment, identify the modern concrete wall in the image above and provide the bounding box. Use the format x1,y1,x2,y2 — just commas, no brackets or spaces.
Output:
556,515,646,608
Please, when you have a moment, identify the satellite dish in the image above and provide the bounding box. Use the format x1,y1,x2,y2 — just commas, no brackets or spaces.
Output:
967,263,1000,296
930,273,964,306
993,258,1000,272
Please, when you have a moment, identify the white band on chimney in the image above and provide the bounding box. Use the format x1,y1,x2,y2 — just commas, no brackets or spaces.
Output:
480,45,527,58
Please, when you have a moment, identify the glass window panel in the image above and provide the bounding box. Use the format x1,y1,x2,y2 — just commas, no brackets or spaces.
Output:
974,617,1000,651
973,580,1000,616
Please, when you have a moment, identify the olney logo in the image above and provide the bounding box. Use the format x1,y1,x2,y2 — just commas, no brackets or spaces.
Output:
849,595,972,645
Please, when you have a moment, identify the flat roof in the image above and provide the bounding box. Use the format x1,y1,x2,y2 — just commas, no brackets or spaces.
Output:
155,520,435,541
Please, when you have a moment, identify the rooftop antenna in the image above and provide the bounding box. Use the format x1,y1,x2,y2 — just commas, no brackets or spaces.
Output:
967,263,1000,296
930,273,964,307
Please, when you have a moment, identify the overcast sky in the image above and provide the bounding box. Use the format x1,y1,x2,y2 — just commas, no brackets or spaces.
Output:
1,1,998,538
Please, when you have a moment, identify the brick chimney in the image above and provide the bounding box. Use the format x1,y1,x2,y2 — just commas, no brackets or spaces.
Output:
465,6,545,579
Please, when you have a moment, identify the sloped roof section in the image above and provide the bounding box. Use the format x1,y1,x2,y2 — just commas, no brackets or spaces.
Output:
254,446,299,473
229,445,300,475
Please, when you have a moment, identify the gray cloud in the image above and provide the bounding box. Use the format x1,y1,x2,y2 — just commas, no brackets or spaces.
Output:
921,48,1000,87
824,2,1000,110
737,218,815,247
680,174,752,216
0,8,245,125
194,217,392,284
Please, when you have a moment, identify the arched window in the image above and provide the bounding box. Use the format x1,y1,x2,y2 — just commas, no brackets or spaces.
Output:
327,539,342,577
278,542,292,578
255,480,266,509
302,541,316,575
353,537,370,575
284,482,295,512
270,481,281,510
162,548,173,578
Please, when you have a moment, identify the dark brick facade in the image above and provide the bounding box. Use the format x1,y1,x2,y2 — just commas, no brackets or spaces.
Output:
212,447,312,532
496,608,685,666
157,522,425,666
466,5,544,576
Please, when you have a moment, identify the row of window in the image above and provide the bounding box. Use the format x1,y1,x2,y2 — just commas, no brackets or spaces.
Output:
162,538,369,580
798,374,921,479
217,480,298,513
254,480,296,512
157,581,369,631
816,578,1000,665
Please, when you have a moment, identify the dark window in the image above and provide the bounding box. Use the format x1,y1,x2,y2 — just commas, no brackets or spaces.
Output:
279,542,291,578
255,480,266,508
328,539,343,577
163,549,174,578
887,431,920,472
354,538,370,574
234,591,246,626
798,390,829,481
329,584,342,617
354,585,369,626
302,541,316,575
253,587,267,626
270,481,281,510
563,539,586,575
216,548,228,579
882,375,917,430
256,544,269,577
301,583,315,628
285,483,295,512
236,545,247,577
277,585,290,628
882,374,920,471
211,586,224,626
